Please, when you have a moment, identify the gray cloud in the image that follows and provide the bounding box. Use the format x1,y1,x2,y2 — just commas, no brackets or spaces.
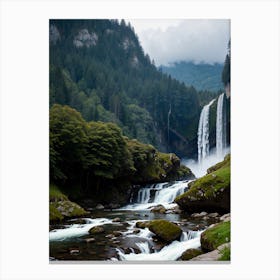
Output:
129,19,230,66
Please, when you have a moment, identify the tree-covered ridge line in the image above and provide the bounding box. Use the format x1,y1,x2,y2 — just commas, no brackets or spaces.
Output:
160,61,224,93
50,104,194,205
49,19,221,158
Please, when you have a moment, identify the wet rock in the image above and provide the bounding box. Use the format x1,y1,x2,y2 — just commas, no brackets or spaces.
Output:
105,234,115,239
112,217,121,222
150,205,166,214
89,226,105,234
191,212,208,218
220,213,230,222
148,219,182,243
208,212,219,218
122,247,133,254
180,248,203,260
133,229,141,234
151,241,166,251
70,249,80,255
95,204,105,210
113,231,122,237
85,237,95,243
135,221,150,229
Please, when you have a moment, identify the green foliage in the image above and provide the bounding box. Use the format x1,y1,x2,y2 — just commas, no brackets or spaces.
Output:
200,221,230,251
49,19,203,157
50,104,191,204
50,104,88,181
218,246,231,261
49,184,67,202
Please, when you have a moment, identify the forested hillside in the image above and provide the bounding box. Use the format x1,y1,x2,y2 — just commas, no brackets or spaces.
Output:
160,61,224,92
50,19,219,157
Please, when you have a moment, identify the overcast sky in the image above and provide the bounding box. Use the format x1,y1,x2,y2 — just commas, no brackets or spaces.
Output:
128,19,230,66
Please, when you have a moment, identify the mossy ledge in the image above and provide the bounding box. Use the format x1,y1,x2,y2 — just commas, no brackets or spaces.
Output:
175,154,230,214
49,184,88,223
200,221,231,252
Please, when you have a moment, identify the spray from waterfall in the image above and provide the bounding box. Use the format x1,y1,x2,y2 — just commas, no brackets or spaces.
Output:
216,93,226,157
197,99,215,163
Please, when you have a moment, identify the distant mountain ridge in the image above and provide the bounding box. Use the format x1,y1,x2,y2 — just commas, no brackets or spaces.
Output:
160,61,223,92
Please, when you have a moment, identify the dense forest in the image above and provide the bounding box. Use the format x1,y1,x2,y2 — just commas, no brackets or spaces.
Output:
50,104,193,203
49,19,220,159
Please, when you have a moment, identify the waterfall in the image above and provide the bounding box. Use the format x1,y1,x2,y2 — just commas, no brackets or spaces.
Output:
121,181,190,210
216,93,226,157
197,99,215,163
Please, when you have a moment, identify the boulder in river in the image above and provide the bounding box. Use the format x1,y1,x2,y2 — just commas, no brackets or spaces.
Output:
180,248,203,260
135,221,150,229
89,226,105,234
95,204,105,210
148,219,182,243
150,205,166,214
112,217,121,222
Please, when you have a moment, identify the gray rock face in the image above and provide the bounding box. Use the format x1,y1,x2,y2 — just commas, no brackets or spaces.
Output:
50,24,60,45
73,29,98,48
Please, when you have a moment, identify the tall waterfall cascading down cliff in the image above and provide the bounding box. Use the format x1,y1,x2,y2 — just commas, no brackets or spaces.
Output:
197,99,215,164
216,93,226,157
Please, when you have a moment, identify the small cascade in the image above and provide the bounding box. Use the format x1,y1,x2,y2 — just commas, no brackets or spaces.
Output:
114,230,203,261
122,181,190,210
136,242,150,254
197,99,215,163
216,93,226,157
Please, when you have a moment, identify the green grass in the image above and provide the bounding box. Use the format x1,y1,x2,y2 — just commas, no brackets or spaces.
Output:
201,221,230,251
50,184,67,202
175,157,230,202
218,246,231,261
49,203,64,221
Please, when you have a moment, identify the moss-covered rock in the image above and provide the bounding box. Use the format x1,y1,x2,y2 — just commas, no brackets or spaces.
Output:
200,221,230,252
180,248,203,260
148,220,182,243
49,185,88,223
89,226,105,234
127,138,194,184
175,155,230,214
207,154,230,174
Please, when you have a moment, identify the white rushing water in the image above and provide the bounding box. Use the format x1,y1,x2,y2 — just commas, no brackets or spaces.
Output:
216,93,226,157
197,99,215,164
114,230,202,261
49,218,112,241
120,181,190,211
